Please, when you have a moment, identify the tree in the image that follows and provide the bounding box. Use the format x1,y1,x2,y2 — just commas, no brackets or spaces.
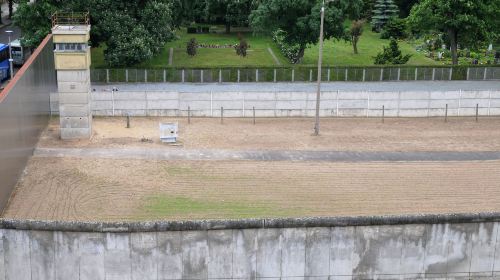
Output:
393,0,418,17
371,0,398,32
250,0,363,62
380,17,406,39
205,0,254,34
14,0,176,66
8,0,14,19
374,38,411,64
13,0,59,48
350,20,365,54
187,38,198,57
408,0,500,65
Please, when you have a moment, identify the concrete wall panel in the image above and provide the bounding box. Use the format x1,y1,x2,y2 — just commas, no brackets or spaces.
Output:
79,232,105,280
232,229,257,279
181,231,208,279
257,229,281,278
157,231,182,280
208,230,233,279
104,233,132,280
131,232,158,280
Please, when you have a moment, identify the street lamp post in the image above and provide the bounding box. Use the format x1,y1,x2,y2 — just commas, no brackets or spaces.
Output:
313,0,327,136
5,30,14,79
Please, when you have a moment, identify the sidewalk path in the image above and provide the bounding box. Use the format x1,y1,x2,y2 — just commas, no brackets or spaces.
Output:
34,147,500,162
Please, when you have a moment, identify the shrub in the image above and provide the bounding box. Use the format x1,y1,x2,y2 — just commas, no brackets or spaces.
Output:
272,29,303,64
186,38,198,57
374,38,412,64
235,39,248,57
380,17,407,39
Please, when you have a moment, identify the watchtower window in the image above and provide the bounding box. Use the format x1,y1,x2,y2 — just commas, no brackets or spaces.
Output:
55,43,87,52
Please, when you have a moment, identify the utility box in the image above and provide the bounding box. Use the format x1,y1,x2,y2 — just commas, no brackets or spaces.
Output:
159,123,178,143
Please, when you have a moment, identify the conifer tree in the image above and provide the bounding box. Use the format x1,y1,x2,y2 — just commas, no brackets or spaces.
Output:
371,0,399,32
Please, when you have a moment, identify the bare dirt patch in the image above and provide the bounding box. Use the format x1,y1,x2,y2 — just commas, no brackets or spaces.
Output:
38,117,500,152
4,157,500,221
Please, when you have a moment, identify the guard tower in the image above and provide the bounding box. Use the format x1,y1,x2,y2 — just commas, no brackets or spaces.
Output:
52,13,92,139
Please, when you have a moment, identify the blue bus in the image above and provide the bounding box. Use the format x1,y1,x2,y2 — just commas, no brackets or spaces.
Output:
0,44,10,82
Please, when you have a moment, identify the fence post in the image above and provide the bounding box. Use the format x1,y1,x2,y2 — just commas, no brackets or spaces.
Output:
309,69,313,82
201,70,204,83
476,103,479,122
219,69,222,83
253,106,256,125
292,69,295,82
466,68,470,80
188,106,191,124
362,69,366,82
415,68,418,81
182,69,185,83
126,114,130,128
327,68,331,82
163,69,166,82
106,69,109,83
126,69,129,83
237,69,240,83
449,68,453,81
145,69,148,83
273,69,277,83
432,68,436,81
397,68,401,81
382,105,385,123
366,91,370,117
221,107,224,124
255,69,259,82
488,91,492,116
379,68,383,81
484,68,488,80
336,90,340,117
345,69,348,81
445,104,448,122
111,88,115,116
458,89,462,116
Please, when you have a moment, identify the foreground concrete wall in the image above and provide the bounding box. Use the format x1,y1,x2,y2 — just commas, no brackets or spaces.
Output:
51,89,500,118
1,221,500,279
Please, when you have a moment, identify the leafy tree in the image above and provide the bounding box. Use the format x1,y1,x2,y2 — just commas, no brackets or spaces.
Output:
408,0,500,65
187,38,198,56
371,0,398,32
13,0,59,48
350,19,365,54
380,17,406,39
14,0,176,66
393,0,418,17
250,0,363,62
205,0,254,34
373,38,411,64
235,39,248,57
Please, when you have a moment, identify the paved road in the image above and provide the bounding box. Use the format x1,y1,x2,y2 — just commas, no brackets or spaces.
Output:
93,81,500,92
35,147,500,162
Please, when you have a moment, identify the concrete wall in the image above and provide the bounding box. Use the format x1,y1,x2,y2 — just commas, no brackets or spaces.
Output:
51,90,500,118
0,220,499,279
0,34,56,210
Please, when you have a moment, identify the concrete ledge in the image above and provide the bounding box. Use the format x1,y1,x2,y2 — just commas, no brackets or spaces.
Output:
2,212,500,233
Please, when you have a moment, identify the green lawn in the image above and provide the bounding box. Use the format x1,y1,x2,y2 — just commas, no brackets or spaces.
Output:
91,24,440,68
302,27,439,66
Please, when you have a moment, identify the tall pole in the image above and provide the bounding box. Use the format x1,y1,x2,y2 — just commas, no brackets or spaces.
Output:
6,31,13,79
314,1,325,136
